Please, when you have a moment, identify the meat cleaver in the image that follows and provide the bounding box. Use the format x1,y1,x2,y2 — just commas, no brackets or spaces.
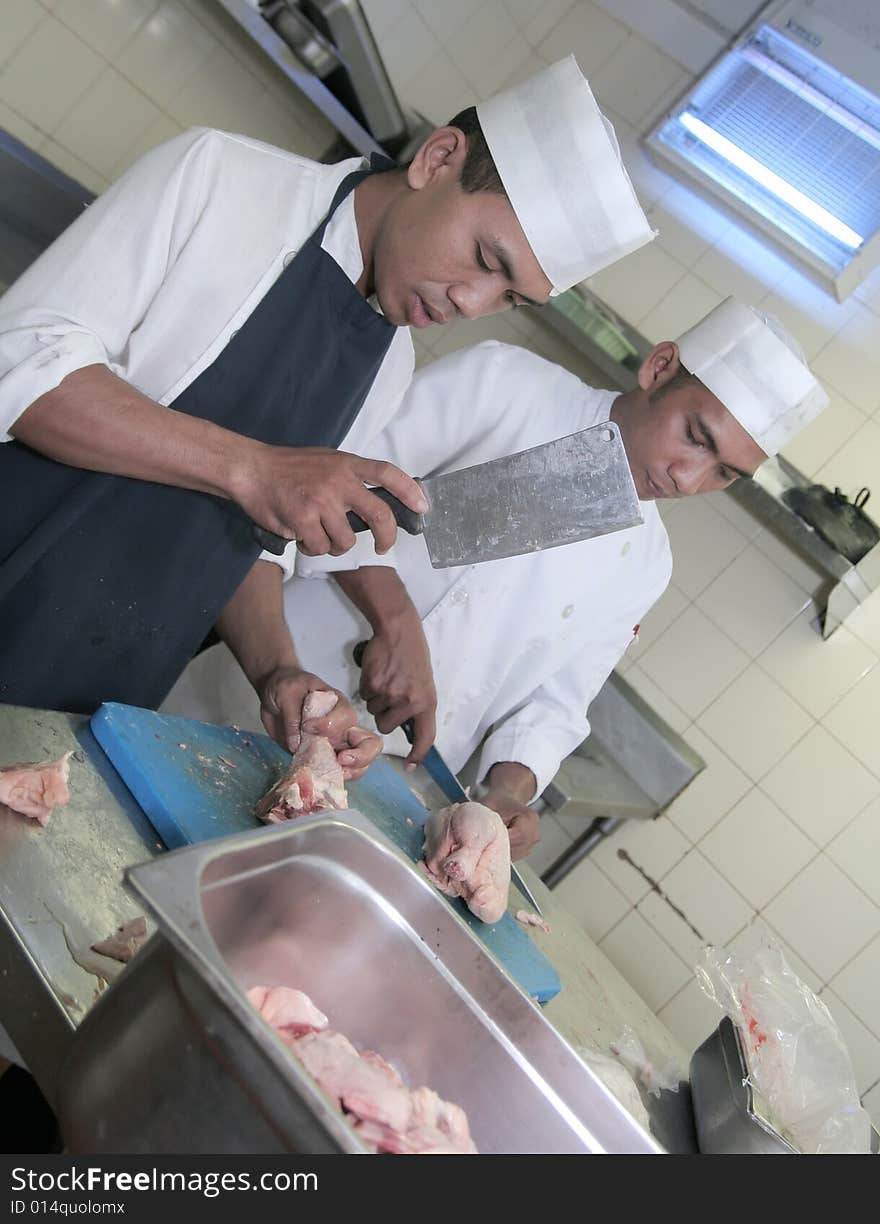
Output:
347,421,641,568
253,421,641,564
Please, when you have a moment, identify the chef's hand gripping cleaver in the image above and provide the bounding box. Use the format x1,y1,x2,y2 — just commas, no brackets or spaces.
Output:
254,422,642,564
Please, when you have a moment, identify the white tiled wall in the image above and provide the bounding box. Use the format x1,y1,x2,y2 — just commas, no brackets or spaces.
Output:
369,0,880,1129
0,0,335,194
2,0,879,1130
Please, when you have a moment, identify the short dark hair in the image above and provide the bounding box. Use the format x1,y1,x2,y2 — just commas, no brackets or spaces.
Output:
447,106,507,195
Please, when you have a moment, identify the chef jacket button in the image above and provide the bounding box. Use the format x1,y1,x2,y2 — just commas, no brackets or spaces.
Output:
229,329,239,340
283,249,297,267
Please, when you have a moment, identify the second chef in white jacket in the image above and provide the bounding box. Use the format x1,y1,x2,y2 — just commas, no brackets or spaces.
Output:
293,300,830,855
167,299,828,859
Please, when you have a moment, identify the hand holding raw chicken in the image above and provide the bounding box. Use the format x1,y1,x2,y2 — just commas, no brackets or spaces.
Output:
352,616,437,767
421,801,511,924
257,668,381,781
481,761,542,861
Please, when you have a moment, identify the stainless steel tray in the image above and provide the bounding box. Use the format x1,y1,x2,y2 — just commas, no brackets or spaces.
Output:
690,1017,798,1154
59,810,662,1154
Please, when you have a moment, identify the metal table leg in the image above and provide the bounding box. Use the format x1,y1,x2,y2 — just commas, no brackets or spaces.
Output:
541,815,623,889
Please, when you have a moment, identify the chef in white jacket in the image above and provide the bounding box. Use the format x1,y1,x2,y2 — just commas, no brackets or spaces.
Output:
242,299,825,858
0,56,653,774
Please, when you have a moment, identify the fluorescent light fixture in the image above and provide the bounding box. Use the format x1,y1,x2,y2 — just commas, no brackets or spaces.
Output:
739,45,880,155
679,110,864,249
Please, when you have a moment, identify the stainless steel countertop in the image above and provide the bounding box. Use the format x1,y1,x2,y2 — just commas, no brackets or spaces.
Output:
0,706,161,1093
0,704,695,1149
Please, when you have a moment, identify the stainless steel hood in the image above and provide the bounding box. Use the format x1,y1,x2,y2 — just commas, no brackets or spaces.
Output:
221,0,431,160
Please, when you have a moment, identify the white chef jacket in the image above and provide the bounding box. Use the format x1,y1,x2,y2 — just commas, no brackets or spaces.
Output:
0,127,414,567
285,341,673,798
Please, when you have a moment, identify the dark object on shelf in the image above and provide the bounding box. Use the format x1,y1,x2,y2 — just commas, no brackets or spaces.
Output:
261,0,410,157
689,1017,797,1155
782,484,880,566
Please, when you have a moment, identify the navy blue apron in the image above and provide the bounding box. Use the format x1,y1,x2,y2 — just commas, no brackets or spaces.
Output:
0,156,397,714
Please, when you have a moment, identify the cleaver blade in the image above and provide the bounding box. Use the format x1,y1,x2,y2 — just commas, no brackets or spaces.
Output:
348,421,642,568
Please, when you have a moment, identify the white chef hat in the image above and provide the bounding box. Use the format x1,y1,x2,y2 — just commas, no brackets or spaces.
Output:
476,56,655,296
676,297,829,457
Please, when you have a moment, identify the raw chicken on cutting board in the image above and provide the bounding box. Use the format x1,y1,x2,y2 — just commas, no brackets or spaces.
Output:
248,984,477,1153
421,801,511,924
256,691,346,822
0,750,73,826
515,910,551,935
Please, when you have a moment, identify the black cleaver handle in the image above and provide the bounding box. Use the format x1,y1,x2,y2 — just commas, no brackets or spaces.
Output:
251,524,289,555
346,485,425,537
352,638,416,743
250,485,425,555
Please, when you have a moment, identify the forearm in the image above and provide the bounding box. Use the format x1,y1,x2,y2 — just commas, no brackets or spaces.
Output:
10,363,257,501
485,760,538,804
215,560,299,687
332,566,419,634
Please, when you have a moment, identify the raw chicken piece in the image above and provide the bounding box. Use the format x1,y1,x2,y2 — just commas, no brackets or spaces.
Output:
256,691,346,822
406,1086,476,1152
0,750,73,826
90,916,148,963
355,1117,476,1155
354,1087,477,1154
246,985,328,1043
247,985,477,1154
291,1030,414,1133
515,909,551,935
422,801,511,924
360,1049,404,1086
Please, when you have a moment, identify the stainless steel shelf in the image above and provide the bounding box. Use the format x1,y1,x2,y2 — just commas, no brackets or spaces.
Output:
216,0,431,162
542,284,646,393
217,0,385,157
727,456,880,639
540,670,705,886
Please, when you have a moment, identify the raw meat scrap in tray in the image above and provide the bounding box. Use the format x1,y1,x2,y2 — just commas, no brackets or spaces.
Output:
246,986,329,1044
421,801,511,924
248,985,477,1154
90,916,148,963
293,1030,414,1134
256,690,346,822
515,910,551,935
354,1085,476,1155
0,750,73,826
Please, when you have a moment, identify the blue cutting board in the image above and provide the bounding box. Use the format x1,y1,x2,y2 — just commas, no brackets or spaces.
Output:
91,702,561,1003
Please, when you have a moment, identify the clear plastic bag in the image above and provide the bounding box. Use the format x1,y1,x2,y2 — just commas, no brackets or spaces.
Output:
696,942,872,1154
608,1027,682,1098
576,1046,652,1132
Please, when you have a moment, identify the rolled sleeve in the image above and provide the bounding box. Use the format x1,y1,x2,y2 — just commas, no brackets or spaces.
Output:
291,534,397,579
0,322,109,440
477,708,591,802
258,539,299,579
0,127,215,440
259,536,399,578
476,535,673,801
